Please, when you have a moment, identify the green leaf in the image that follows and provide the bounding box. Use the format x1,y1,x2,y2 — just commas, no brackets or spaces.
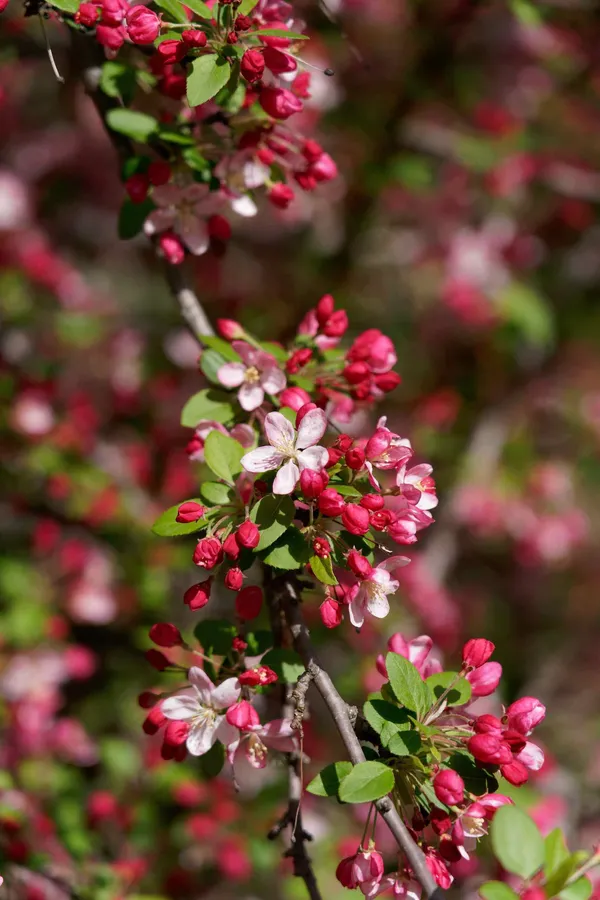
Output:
387,731,421,756
332,483,363,498
310,554,338,585
151,500,206,536
187,55,232,107
479,882,520,900
204,431,244,484
106,108,159,142
363,696,412,735
184,0,213,17
200,348,229,383
546,859,583,899
158,128,195,146
261,648,304,683
338,761,394,804
307,762,353,797
262,528,310,569
244,630,273,656
118,197,155,240
181,389,235,427
201,335,241,360
100,62,137,103
386,653,434,719
560,880,593,900
497,282,554,348
545,830,571,879
198,741,225,778
250,495,295,550
48,0,78,11
491,806,544,879
450,753,498,796
251,28,308,39
154,0,188,22
200,481,234,505
426,672,472,707
193,619,237,655
237,0,258,13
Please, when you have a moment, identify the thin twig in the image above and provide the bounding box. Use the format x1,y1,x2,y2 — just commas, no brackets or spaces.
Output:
275,575,440,900
164,261,215,340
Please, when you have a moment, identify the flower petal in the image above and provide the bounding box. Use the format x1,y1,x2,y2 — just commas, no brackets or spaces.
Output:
261,367,286,395
217,362,246,388
260,719,296,752
377,555,411,572
215,717,240,749
211,677,241,708
188,666,215,704
406,636,433,670
231,194,258,217
241,445,286,473
264,411,295,452
144,208,176,236
186,716,221,756
161,692,198,720
366,590,390,619
297,446,328,472
152,184,183,207
348,588,366,629
517,741,545,771
296,407,327,449
238,382,264,412
272,459,299,494
177,217,209,256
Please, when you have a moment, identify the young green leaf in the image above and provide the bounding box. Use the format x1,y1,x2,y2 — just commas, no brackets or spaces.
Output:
363,696,412,735
260,648,304,683
237,0,259,13
250,495,295,550
338,761,394,804
307,762,353,797
151,501,206,536
203,431,244,484
199,482,234,505
187,55,232,108
386,653,434,719
200,348,229,383
545,829,572,879
386,730,421,756
491,805,544,879
100,62,137,103
118,198,156,240
180,389,235,427
310,554,338,585
261,528,310,569
193,619,237,655
106,109,159,142
250,28,308,39
559,879,593,900
184,0,212,17
49,0,79,12
426,671,472,707
479,882,520,900
154,0,188,22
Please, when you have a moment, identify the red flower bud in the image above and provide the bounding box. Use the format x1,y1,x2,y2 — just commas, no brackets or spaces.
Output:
300,468,327,500
259,86,303,120
343,362,371,385
145,649,170,671
232,636,247,652
505,696,546,735
335,433,353,452
183,580,211,610
467,734,512,766
312,536,331,558
374,371,401,392
236,520,260,549
75,2,99,25
433,770,465,806
225,567,244,591
241,48,265,83
473,714,503,734
87,791,119,823
125,173,149,204
226,700,260,731
176,500,205,523
341,503,370,535
280,385,311,409
360,494,384,511
284,350,312,375
503,729,527,753
369,509,393,531
158,231,185,265
430,807,452,835
147,160,171,186
303,139,323,162
163,720,190,747
268,183,295,209
235,585,263,619
149,622,183,648
462,638,495,669
500,759,529,786
157,38,187,63
208,215,232,242
347,550,372,579
318,489,345,517
235,13,251,29
316,294,335,326
181,28,207,48
217,319,245,341
223,532,241,560
320,597,342,628
96,23,126,49
325,447,344,468
467,661,502,697
193,537,223,569
142,704,166,735
323,309,348,338
138,691,158,709
345,447,365,470
126,5,160,43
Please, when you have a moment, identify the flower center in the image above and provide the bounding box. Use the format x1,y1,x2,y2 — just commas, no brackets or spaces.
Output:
245,365,261,384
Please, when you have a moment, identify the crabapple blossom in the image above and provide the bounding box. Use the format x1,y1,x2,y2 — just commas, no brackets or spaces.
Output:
217,342,286,411
376,633,443,679
161,667,240,757
144,183,224,257
348,556,410,628
241,409,328,494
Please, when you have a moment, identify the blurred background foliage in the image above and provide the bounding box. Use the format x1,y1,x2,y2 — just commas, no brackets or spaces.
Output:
1,0,600,897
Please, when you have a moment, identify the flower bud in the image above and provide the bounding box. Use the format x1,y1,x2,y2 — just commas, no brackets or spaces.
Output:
157,38,186,63
181,28,207,47
138,691,158,709
365,429,392,460
467,734,512,766
236,520,260,549
149,622,183,648
145,649,170,671
505,697,546,735
341,503,370,535
345,447,365,470
223,532,241,559
374,371,401,392
217,319,245,341
193,537,223,569
96,23,126,49
269,183,295,209
300,468,327,500
176,500,205,523
466,661,502,697
316,294,335,326
232,636,247,652
126,5,160,43
225,567,244,591
235,585,263,619
326,447,344,468
280,385,311,409
158,231,185,265
473,714,503,734
125,173,149,204
347,550,372,579
142,704,166,735
75,2,99,25
183,580,211,610
312,536,331,558
500,759,529,786
241,48,265,82
235,13,251,29
323,309,348,338
360,493,384,511
163,720,190,747
147,160,171,186
259,86,303,119
433,770,465,806
226,700,260,731
310,152,338,183
318,489,345,517
335,434,353,452
320,597,342,628
87,791,119,824
430,807,452,835
462,638,495,669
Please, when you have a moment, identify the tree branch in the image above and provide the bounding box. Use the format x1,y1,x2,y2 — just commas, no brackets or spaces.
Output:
274,575,440,900
163,261,215,340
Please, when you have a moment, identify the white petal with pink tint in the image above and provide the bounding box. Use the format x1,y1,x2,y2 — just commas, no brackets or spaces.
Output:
178,218,209,255
261,367,286,395
241,445,286,473
187,716,222,756
297,446,328,472
517,741,544,771
162,691,199,720
211,677,241,708
218,362,246,388
264,411,295,451
273,459,300,494
296,408,327,449
144,208,176,235
238,382,264,411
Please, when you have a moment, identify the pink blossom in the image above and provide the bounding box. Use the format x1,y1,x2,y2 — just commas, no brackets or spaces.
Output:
227,718,296,770
241,409,328,494
162,667,240,756
466,661,502,697
218,341,286,411
396,463,438,511
505,696,546,734
372,874,421,900
349,557,410,628
376,634,442,680
144,183,223,255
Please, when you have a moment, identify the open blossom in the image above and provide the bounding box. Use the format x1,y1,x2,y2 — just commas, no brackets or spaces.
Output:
349,557,410,629
144,183,223,255
161,667,240,756
377,633,442,679
241,409,328,494
396,463,438,511
372,874,421,900
217,341,286,411
227,718,296,771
